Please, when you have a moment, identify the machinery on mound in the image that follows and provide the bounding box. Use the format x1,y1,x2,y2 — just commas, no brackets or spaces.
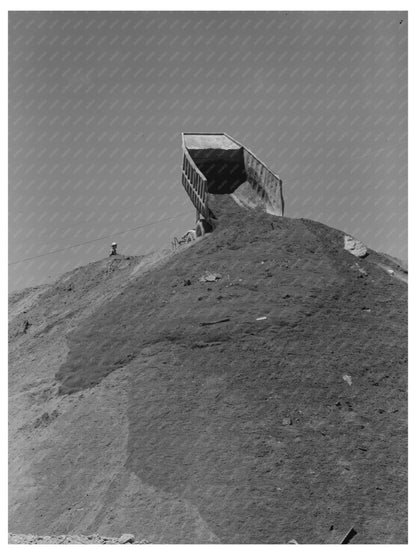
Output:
181,133,284,237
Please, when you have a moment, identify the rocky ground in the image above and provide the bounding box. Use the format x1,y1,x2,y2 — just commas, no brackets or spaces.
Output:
9,533,148,544
9,194,407,543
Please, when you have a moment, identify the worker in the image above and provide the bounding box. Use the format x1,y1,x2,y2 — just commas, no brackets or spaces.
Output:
110,242,117,256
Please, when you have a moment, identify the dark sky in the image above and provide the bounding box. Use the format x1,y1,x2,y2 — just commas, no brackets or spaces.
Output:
9,11,407,291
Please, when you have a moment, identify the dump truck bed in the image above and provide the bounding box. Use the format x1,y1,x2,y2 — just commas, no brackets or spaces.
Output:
181,132,284,226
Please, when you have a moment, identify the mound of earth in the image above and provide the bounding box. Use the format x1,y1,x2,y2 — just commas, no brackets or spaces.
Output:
9,195,407,543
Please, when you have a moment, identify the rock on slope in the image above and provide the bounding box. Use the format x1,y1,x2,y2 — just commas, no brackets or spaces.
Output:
9,196,407,544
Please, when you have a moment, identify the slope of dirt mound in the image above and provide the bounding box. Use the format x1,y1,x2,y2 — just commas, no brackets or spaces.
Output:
9,533,149,544
9,196,407,544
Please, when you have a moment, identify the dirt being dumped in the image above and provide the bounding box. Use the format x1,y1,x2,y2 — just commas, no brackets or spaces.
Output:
9,195,407,543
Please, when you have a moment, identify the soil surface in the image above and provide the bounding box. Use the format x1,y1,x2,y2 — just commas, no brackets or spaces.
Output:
8,533,148,544
9,195,407,543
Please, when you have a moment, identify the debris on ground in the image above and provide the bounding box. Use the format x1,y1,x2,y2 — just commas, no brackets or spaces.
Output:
342,374,353,386
118,533,135,544
8,533,149,544
377,262,408,284
353,262,368,277
199,272,222,283
184,230,196,241
340,527,357,544
171,230,197,250
199,317,230,326
344,235,367,258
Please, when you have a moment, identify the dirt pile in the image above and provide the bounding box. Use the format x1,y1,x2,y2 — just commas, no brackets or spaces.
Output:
9,196,407,543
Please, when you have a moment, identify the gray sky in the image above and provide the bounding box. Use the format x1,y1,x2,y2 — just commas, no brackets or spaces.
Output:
9,11,407,291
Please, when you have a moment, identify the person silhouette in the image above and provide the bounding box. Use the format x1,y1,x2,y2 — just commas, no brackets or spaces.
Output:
110,242,117,256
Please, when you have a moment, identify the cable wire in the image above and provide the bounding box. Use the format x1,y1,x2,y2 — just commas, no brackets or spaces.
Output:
9,211,191,266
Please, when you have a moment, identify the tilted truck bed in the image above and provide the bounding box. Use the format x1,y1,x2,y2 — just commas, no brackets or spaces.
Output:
181,133,284,234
